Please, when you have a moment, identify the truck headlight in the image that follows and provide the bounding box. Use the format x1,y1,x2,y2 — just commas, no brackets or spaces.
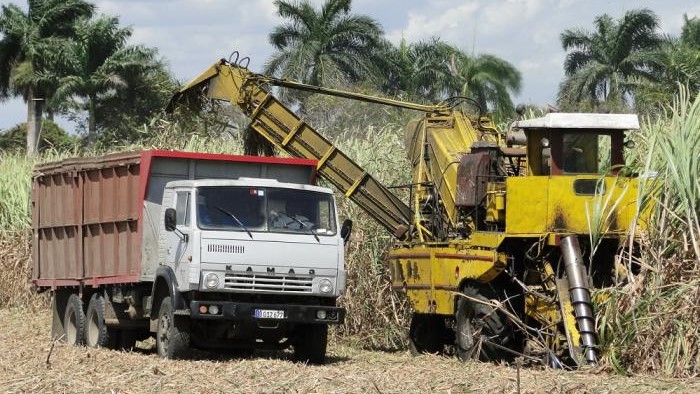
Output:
319,278,333,294
204,273,220,289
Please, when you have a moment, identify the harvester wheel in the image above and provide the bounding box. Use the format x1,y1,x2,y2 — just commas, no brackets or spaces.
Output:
409,313,447,355
455,286,512,361
156,296,191,359
64,294,86,346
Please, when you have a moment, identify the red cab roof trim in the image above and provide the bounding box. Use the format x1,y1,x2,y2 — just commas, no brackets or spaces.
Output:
147,149,317,167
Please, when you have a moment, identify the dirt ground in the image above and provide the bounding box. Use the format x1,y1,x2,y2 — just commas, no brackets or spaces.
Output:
0,308,697,394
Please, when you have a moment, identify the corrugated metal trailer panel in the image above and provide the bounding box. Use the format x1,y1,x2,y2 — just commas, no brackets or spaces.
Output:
33,150,317,289
33,151,143,288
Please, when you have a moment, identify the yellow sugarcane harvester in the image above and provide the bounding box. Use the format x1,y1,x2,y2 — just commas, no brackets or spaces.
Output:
169,53,646,366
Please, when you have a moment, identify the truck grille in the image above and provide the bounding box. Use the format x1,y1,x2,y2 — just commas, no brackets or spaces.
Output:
224,272,313,293
207,244,245,254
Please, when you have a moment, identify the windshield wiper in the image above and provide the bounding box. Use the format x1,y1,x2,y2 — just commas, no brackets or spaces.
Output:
289,215,320,243
214,206,253,239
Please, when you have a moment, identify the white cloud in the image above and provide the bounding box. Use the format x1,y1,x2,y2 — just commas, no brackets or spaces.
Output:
386,2,480,44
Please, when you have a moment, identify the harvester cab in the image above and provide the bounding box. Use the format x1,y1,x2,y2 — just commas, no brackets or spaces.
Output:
512,112,639,177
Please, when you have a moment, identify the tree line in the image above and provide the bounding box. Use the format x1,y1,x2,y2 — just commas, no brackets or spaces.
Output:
1,0,698,155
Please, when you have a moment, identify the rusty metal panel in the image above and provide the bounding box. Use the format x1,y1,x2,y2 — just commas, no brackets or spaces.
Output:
33,151,143,287
455,152,490,207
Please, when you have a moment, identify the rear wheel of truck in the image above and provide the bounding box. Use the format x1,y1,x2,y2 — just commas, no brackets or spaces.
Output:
86,293,118,348
293,324,328,364
64,294,86,346
156,296,190,359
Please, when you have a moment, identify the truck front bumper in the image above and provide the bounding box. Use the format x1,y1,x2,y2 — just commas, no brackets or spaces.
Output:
189,300,346,324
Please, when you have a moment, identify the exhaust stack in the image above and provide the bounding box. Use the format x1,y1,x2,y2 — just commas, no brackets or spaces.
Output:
560,235,598,364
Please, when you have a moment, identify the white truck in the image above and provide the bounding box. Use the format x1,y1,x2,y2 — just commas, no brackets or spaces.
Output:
33,150,350,363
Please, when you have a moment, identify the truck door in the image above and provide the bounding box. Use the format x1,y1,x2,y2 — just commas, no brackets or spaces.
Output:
166,191,193,290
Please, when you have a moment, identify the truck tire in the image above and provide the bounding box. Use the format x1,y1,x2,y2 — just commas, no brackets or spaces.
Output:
156,296,190,359
409,313,447,355
293,324,328,364
85,293,119,349
64,294,86,346
454,286,511,362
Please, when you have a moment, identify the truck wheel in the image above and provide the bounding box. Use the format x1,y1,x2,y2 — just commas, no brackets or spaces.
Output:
293,324,328,364
455,286,511,361
64,294,86,346
156,296,190,359
85,293,117,348
409,313,447,355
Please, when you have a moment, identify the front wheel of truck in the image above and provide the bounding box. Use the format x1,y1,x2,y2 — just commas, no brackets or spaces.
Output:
156,296,190,359
293,324,328,364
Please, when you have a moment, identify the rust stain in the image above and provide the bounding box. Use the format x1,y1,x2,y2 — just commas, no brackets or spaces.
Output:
552,206,568,230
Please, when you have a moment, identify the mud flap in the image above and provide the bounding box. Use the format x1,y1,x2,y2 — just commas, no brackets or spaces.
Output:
51,291,69,341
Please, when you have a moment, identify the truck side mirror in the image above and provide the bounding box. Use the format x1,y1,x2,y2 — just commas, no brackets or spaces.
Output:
340,219,353,244
164,208,177,232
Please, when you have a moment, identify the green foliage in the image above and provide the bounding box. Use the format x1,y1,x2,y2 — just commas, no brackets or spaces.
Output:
636,16,700,116
0,120,77,152
449,51,522,120
54,14,175,146
680,14,700,49
558,8,661,110
597,87,700,377
0,0,94,154
0,153,32,230
0,0,94,101
329,124,412,349
264,0,384,91
376,38,459,103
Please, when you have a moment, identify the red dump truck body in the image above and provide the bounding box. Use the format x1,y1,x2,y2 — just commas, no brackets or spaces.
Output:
32,150,317,289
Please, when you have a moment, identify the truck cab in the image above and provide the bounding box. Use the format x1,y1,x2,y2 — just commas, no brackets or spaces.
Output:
159,178,346,361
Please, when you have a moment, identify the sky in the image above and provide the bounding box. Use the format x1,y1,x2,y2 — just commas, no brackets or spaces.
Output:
1,0,698,132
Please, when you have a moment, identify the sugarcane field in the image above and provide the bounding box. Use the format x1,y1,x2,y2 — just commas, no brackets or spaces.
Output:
1,1,699,393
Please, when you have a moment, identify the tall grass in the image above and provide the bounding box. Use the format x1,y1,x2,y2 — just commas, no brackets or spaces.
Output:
329,124,413,349
0,154,32,231
598,87,700,377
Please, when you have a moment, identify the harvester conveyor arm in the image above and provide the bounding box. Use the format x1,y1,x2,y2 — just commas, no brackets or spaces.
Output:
169,60,412,238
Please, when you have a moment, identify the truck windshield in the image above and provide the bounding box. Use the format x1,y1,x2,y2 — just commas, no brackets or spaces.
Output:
197,186,337,235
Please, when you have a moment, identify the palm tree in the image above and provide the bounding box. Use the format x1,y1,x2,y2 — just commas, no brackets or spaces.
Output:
636,15,700,114
448,52,522,118
558,8,661,110
0,0,94,154
378,38,460,103
264,0,383,88
54,15,162,145
680,14,700,49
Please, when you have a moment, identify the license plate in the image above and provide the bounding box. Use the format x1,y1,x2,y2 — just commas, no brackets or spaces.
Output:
254,309,285,319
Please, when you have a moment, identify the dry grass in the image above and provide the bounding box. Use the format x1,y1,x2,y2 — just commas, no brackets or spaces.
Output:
1,308,698,394
0,231,48,310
